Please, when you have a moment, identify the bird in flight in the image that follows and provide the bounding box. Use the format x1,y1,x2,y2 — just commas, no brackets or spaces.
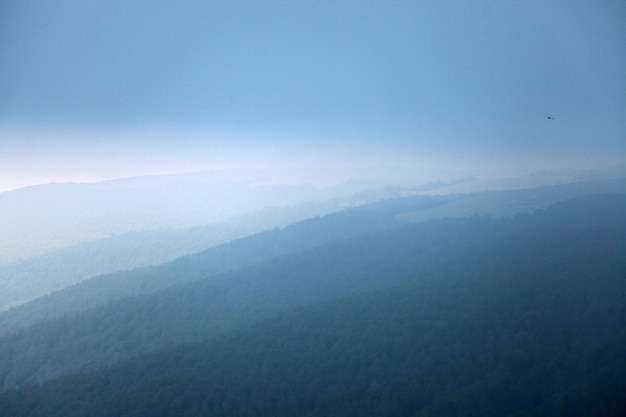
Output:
545,116,554,120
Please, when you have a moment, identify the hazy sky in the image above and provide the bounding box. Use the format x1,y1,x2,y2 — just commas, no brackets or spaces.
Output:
1,0,625,192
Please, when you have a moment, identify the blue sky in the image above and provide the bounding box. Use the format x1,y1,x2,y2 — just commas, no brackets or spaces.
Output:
1,0,624,191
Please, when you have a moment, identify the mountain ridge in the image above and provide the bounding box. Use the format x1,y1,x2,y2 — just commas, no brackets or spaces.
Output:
0,193,624,416
0,193,623,392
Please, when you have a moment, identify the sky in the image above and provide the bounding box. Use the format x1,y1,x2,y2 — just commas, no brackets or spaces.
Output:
1,0,625,192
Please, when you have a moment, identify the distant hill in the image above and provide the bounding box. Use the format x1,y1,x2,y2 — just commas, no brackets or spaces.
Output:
0,193,623,394
398,177,626,222
2,178,621,315
0,193,624,416
0,197,417,335
0,170,401,265
0,185,403,312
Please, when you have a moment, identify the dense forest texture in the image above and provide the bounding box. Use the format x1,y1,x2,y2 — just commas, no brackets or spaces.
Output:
0,195,469,387
0,194,624,416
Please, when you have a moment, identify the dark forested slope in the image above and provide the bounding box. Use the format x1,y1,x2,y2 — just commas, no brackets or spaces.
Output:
0,207,464,388
0,193,624,416
0,193,624,397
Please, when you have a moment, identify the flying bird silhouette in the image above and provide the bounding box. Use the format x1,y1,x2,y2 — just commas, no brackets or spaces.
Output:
545,116,554,120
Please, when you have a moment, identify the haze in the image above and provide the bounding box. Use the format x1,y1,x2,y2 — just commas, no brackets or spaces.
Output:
1,0,625,192
2,3,626,413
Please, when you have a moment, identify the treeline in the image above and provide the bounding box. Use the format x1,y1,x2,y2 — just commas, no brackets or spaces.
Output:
0,193,469,387
0,183,407,312
0,211,470,389
0,194,624,416
0,197,418,337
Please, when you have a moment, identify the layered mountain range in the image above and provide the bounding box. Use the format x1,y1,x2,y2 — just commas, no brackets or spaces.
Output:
0,176,624,416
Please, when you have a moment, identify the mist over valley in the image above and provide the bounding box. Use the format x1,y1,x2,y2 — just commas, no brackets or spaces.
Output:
1,0,625,415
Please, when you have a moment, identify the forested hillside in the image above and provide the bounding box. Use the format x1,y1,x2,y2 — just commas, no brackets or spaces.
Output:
3,0,624,414
3,179,621,331
398,178,626,221
0,193,426,336
0,193,624,416
0,196,464,387
0,184,404,311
